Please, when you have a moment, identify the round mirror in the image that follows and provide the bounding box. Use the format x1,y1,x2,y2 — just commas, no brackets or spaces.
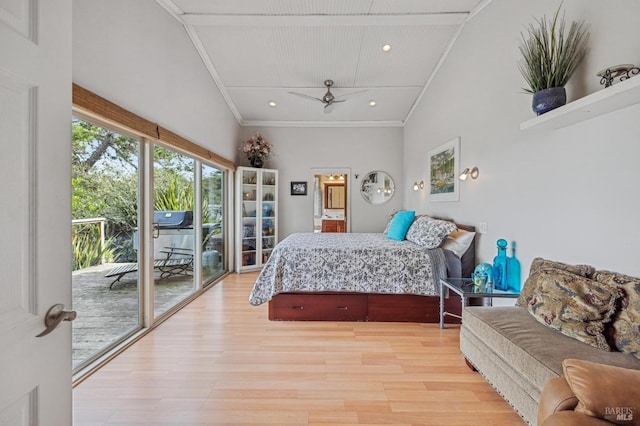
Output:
360,171,394,205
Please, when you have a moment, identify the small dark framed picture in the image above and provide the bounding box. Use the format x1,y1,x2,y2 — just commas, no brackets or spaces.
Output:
290,181,307,196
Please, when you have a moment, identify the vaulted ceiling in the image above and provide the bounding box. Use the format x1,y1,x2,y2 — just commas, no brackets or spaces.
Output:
156,0,488,127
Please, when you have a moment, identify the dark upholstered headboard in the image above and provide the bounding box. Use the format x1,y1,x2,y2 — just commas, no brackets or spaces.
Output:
456,223,476,278
399,214,476,278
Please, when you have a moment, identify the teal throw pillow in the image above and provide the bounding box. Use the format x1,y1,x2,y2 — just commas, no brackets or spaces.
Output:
386,210,415,241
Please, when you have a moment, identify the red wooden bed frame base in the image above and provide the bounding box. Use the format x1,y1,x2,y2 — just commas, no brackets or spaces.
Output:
268,292,461,323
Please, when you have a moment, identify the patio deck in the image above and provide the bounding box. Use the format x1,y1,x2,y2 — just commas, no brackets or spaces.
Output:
72,263,199,368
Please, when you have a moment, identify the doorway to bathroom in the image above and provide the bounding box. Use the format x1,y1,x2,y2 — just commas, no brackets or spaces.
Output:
311,168,351,233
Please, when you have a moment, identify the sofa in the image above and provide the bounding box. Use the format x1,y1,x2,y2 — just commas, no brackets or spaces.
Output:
459,258,640,425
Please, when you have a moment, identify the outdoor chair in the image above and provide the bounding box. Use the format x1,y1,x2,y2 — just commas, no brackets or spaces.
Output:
104,247,194,289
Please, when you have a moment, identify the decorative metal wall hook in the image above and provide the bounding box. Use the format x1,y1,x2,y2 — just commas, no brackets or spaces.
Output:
620,66,640,82
597,64,640,87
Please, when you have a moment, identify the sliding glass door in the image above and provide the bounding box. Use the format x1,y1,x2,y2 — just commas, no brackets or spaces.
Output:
71,117,141,369
153,145,196,318
71,118,228,372
202,163,225,285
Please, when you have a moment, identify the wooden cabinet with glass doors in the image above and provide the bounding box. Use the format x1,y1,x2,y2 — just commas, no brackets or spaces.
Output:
235,167,278,272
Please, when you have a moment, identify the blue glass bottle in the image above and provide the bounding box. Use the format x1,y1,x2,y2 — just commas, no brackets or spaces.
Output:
493,239,508,291
507,241,521,292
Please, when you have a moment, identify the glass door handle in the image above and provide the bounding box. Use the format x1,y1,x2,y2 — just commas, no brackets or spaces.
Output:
36,303,77,337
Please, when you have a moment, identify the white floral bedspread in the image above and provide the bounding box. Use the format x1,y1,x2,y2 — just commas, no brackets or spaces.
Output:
249,232,446,306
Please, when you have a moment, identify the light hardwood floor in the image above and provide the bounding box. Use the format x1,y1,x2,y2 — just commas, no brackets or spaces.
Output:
73,272,525,425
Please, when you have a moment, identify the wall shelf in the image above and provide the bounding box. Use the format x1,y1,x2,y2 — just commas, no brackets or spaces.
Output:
520,76,640,131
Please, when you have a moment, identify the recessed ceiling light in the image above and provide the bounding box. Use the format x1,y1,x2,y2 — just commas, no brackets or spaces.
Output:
369,100,376,107
382,44,392,52
268,101,277,107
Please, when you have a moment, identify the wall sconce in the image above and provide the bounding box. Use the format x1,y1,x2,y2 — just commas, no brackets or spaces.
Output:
459,167,479,181
413,180,424,191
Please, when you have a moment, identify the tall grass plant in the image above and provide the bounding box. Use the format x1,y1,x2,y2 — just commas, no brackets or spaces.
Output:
518,6,589,94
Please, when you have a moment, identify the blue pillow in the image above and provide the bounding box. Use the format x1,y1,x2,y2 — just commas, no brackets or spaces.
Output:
386,210,415,241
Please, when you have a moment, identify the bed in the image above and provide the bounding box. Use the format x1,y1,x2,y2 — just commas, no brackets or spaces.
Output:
249,217,476,323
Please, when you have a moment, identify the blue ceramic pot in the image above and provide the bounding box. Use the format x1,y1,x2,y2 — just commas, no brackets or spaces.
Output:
250,157,263,168
532,87,566,115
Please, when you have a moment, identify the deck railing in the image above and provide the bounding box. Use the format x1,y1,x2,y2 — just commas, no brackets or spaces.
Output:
72,217,107,266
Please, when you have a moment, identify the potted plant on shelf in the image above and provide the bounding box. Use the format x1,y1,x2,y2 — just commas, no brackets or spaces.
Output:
518,5,589,115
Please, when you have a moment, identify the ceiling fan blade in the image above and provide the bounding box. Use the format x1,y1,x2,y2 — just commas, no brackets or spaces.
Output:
324,99,346,113
333,89,368,100
323,103,335,114
288,91,325,104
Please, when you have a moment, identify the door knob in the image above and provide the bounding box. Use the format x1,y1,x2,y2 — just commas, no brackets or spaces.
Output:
36,303,77,338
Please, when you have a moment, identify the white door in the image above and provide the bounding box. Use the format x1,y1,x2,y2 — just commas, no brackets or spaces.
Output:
0,0,73,424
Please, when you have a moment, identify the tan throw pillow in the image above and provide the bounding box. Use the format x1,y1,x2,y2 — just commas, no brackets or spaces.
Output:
529,257,596,278
516,258,596,307
516,274,538,307
594,270,640,360
524,269,622,351
562,358,640,425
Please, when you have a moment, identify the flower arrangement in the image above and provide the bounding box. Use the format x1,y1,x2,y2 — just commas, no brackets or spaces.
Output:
240,133,272,167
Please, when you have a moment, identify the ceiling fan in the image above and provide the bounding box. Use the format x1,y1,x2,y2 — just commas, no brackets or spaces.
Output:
288,79,367,113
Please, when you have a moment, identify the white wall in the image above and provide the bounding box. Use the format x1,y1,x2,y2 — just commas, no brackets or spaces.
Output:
72,0,640,279
239,126,405,238
404,0,640,277
72,0,239,159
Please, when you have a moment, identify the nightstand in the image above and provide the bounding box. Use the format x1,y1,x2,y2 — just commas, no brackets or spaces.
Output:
439,278,520,329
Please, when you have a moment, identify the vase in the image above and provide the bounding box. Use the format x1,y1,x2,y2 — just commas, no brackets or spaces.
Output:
532,87,566,115
507,241,521,292
493,239,508,291
250,157,263,168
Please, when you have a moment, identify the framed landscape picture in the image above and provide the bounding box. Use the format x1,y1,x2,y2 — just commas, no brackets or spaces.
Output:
290,181,307,196
428,137,460,202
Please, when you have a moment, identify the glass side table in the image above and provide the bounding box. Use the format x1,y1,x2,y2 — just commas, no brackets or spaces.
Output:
439,278,521,329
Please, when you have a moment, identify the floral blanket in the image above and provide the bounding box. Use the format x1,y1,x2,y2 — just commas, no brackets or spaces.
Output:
249,232,446,306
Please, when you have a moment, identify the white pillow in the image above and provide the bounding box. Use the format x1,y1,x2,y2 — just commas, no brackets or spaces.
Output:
442,229,476,258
